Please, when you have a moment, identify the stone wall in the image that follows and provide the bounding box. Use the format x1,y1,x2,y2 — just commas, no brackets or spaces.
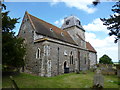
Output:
45,40,78,76
89,52,97,68
98,64,116,75
18,15,42,75
34,38,89,77
64,26,86,48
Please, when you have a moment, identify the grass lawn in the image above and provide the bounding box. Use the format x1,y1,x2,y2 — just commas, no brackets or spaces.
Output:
2,71,119,88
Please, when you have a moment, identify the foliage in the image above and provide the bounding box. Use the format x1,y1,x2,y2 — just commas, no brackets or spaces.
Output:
100,1,120,43
92,0,100,6
99,54,113,64
2,11,19,32
2,4,26,71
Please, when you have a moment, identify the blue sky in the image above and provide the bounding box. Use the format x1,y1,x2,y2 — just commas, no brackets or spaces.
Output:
4,1,118,62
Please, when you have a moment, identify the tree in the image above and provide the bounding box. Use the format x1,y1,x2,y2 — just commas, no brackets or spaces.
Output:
100,1,120,43
99,54,113,64
2,4,26,71
93,0,100,6
93,0,120,43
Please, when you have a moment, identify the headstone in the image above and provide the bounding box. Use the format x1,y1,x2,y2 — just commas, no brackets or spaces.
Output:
93,69,104,88
116,64,120,77
107,64,116,75
117,69,120,77
75,69,80,74
10,76,19,90
108,64,112,69
100,64,116,75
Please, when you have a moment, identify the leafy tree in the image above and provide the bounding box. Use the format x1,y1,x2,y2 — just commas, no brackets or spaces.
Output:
100,1,120,43
93,0,120,43
2,4,26,71
99,54,113,64
93,0,100,6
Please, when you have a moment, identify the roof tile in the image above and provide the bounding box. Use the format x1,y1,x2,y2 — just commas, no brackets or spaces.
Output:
86,42,97,53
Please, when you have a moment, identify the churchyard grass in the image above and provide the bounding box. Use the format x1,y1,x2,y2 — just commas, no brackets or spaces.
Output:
2,71,118,88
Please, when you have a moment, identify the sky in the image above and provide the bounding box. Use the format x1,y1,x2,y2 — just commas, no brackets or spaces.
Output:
3,0,118,62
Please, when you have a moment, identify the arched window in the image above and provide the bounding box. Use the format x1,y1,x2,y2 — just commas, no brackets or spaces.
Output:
72,55,73,64
36,48,40,59
84,57,86,64
70,56,71,65
70,51,74,65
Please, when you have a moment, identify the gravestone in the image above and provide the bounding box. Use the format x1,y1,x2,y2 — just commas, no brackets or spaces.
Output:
116,64,120,77
10,76,19,90
117,69,120,77
107,64,116,75
93,69,104,88
108,64,112,69
100,64,116,75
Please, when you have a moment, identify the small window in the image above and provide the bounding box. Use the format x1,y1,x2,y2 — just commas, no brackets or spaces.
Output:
85,57,86,64
77,20,81,25
72,56,73,64
70,56,71,64
66,20,70,25
50,28,53,32
70,51,73,65
78,21,81,25
64,50,67,56
36,48,40,59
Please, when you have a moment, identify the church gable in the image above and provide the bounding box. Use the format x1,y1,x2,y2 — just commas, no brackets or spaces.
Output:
26,12,77,45
18,11,35,38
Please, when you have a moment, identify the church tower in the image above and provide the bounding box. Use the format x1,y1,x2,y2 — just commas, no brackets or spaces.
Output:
61,16,86,48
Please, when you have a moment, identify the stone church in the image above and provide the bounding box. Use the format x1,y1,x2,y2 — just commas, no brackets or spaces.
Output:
18,12,97,77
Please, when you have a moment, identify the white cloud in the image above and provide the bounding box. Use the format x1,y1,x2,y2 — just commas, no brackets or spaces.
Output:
50,0,60,5
83,18,108,33
50,0,96,14
84,18,118,62
54,18,64,27
85,32,118,62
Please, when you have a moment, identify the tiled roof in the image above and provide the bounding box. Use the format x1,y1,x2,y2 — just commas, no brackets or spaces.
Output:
26,12,77,45
86,42,97,53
